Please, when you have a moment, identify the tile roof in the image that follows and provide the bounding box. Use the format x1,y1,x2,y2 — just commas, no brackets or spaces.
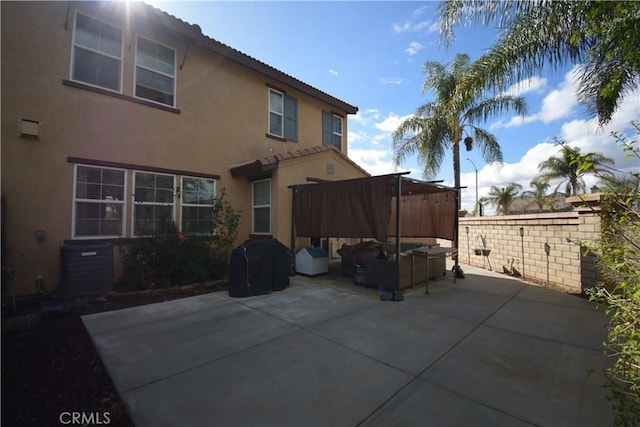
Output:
229,145,370,178
139,2,358,114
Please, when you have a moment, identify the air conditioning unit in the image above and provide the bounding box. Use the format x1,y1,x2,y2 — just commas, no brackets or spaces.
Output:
60,243,113,296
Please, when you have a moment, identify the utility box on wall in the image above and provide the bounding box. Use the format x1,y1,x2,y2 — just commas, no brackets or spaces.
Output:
295,247,329,276
60,243,113,296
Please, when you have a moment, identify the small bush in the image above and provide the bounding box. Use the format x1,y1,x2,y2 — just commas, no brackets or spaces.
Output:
116,188,240,290
579,122,640,426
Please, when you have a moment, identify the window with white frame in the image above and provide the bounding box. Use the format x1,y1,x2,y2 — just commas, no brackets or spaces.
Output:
252,179,271,234
72,12,123,91
268,89,284,137
268,89,298,140
133,172,175,235
332,114,343,145
181,177,216,234
74,165,125,237
322,111,343,150
135,36,176,106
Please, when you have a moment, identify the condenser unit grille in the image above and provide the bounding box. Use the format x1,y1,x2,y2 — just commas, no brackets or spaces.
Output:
60,243,113,295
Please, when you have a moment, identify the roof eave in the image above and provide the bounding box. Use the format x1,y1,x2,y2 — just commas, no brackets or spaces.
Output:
141,3,358,114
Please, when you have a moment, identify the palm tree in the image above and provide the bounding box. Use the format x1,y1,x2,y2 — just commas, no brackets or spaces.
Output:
537,144,614,196
392,53,527,203
437,1,640,125
485,183,522,215
392,53,526,270
521,178,553,212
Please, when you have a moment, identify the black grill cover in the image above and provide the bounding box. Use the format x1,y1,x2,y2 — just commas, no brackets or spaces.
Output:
228,239,292,297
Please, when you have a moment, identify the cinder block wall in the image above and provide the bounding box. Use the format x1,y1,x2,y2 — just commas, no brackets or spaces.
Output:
438,195,603,293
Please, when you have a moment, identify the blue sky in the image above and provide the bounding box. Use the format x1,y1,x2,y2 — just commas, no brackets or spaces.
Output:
147,1,639,213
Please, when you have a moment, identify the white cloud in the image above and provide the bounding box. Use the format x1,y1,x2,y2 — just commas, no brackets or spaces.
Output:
491,66,581,130
348,148,396,176
428,21,440,33
351,108,381,126
375,113,411,132
490,115,537,130
328,69,338,77
557,90,640,174
347,129,369,144
379,77,409,85
504,76,548,96
461,87,640,212
405,41,423,56
392,6,438,34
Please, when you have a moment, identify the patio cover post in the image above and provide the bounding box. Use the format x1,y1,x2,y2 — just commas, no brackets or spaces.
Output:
452,186,464,282
394,173,403,299
290,186,298,274
381,173,405,302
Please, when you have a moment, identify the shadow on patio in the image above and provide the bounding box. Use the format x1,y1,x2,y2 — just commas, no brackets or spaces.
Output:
82,261,612,426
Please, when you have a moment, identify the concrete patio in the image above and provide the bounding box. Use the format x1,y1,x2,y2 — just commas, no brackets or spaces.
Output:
82,263,612,426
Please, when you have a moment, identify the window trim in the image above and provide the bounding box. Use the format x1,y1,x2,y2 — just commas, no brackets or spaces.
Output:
62,79,181,114
70,10,124,94
332,113,343,148
180,176,217,235
134,35,177,108
268,88,284,138
252,179,271,235
72,164,127,239
132,170,176,236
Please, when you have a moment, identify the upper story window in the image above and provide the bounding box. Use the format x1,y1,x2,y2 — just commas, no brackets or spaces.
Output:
322,111,343,151
72,12,123,92
135,37,176,107
181,177,216,234
268,89,298,141
73,165,126,238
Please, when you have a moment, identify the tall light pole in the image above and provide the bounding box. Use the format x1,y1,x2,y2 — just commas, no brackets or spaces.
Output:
466,158,478,216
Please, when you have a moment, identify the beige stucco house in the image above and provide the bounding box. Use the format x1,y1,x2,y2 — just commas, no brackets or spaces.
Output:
1,1,368,296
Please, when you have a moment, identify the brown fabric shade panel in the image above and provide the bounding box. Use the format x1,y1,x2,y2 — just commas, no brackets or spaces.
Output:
294,175,457,241
387,192,457,240
294,175,393,240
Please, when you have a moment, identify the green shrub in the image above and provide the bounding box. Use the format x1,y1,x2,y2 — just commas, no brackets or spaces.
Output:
115,188,241,290
210,188,241,279
579,122,640,426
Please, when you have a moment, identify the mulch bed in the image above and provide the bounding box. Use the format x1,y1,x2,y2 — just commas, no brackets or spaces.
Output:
2,287,223,426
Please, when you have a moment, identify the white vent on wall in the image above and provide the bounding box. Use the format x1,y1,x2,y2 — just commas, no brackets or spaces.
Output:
18,119,40,138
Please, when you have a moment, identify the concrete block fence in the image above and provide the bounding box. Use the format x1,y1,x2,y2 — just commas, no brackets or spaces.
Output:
437,194,604,294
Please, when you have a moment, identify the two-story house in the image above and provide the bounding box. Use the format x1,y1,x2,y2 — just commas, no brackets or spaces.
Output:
1,1,369,296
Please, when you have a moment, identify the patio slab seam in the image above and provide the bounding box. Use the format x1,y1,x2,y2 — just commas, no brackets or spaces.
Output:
480,321,606,353
226,288,381,327
514,292,602,313
357,281,531,425
227,296,425,377
403,376,540,427
117,325,305,394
